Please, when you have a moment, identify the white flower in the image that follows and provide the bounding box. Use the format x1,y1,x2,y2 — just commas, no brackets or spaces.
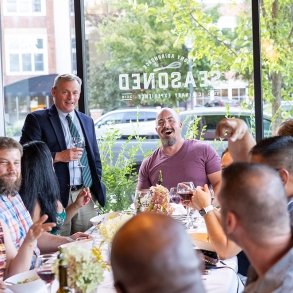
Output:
54,246,108,293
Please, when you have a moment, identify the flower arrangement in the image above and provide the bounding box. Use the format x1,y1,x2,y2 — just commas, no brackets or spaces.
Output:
99,213,132,243
146,184,174,215
54,246,108,293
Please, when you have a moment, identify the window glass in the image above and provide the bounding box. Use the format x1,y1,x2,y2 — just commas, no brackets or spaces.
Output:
1,0,75,138
6,0,17,12
22,54,32,71
32,0,41,12
96,112,124,127
4,0,44,15
85,1,255,133
9,54,20,72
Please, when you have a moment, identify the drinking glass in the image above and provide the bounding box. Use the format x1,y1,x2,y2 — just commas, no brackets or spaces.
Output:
177,182,195,229
72,137,85,167
169,187,181,204
133,189,150,213
35,254,57,293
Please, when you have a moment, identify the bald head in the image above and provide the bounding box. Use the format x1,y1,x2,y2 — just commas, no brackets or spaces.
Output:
155,108,183,147
111,212,205,293
219,163,290,244
156,107,181,122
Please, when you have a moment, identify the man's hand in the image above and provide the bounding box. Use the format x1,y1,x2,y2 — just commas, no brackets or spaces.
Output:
191,184,212,210
54,147,83,163
215,118,249,142
75,187,92,208
24,215,56,245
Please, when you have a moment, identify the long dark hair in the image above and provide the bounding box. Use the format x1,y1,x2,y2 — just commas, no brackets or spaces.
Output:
19,141,60,223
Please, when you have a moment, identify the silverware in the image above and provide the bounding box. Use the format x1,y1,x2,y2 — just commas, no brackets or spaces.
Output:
90,197,100,212
4,281,15,286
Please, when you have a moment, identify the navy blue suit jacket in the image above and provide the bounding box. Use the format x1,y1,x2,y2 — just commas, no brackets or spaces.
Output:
20,104,106,207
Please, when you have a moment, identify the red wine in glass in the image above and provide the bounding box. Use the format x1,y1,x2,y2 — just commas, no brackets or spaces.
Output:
37,269,55,284
35,254,56,293
177,182,195,228
178,191,193,205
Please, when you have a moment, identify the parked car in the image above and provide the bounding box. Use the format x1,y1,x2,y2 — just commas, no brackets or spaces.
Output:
97,106,272,170
180,107,272,154
94,108,160,139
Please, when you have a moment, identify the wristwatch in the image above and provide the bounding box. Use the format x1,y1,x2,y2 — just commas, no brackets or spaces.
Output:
199,205,214,217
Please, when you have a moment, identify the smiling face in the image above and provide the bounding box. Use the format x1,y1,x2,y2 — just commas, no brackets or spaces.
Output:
52,79,81,113
155,108,183,147
0,148,22,195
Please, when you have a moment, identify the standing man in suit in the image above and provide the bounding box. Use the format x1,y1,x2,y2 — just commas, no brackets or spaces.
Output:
20,73,106,235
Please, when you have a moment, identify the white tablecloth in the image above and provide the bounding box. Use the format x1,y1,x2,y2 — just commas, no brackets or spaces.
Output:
23,213,244,293
96,259,244,293
90,215,244,293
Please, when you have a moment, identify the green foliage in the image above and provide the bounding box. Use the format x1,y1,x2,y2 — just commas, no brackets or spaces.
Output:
86,0,292,131
98,129,147,213
86,0,212,109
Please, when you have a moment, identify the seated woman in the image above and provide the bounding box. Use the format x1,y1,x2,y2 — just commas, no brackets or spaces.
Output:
0,215,55,279
19,141,91,235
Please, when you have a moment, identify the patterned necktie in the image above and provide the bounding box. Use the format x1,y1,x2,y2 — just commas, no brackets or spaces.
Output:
66,114,93,188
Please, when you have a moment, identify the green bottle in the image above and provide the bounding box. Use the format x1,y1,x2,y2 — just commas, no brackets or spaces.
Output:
56,251,73,293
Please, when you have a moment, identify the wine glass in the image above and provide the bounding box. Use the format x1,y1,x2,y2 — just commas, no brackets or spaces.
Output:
72,137,85,167
169,187,181,204
133,189,150,213
177,182,195,229
35,254,57,293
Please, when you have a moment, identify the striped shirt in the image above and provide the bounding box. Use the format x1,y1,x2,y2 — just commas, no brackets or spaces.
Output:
0,193,33,249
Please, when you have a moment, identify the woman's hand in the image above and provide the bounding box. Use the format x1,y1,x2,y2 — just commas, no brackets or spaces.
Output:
70,232,92,241
75,187,92,208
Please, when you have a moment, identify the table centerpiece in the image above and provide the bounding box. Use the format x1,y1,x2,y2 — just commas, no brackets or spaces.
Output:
53,246,108,293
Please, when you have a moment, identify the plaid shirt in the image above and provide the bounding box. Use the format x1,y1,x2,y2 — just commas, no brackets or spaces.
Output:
0,223,6,279
0,193,33,249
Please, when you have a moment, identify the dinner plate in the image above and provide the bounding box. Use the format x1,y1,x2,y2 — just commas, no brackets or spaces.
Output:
5,270,46,293
90,214,106,225
59,238,93,250
187,230,215,252
90,211,121,226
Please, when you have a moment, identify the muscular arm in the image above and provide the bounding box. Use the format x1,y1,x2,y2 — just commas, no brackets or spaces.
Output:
207,170,221,196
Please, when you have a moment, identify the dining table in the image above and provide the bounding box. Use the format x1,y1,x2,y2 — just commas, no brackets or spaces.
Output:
7,209,244,293
89,209,244,293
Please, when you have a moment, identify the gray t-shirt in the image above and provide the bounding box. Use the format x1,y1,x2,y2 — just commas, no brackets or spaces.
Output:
244,245,293,293
137,140,221,190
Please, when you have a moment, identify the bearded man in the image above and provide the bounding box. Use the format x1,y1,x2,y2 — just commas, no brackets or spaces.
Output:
0,137,85,254
137,108,221,194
